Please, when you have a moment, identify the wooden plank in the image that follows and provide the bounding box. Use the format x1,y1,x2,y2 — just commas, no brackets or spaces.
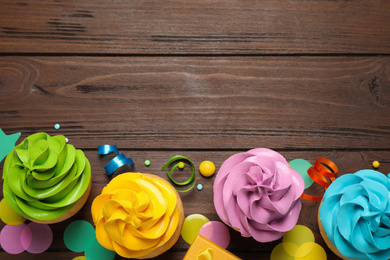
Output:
1,0,390,54
1,150,389,259
1,56,389,150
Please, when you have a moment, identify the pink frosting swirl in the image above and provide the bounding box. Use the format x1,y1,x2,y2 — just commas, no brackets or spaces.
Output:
213,148,304,242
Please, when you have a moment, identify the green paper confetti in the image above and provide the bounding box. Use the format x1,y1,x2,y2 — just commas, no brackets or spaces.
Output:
64,220,95,253
84,235,116,260
0,129,21,163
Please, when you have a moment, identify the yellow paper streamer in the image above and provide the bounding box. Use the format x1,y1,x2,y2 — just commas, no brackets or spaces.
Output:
91,172,179,258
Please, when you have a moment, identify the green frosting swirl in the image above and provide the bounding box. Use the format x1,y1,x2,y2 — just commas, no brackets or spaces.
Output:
2,132,91,221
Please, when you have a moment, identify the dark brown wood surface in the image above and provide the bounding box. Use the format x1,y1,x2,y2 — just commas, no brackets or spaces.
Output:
1,1,390,259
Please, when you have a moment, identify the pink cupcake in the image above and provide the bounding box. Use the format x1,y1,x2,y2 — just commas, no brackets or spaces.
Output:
213,148,304,242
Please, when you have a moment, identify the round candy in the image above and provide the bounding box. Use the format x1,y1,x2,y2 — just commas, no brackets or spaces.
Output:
0,223,27,254
289,159,314,189
0,198,26,225
199,161,216,177
23,222,53,253
372,160,380,168
54,123,60,130
181,214,210,244
178,162,185,169
64,220,95,253
144,160,151,167
199,221,230,248
197,184,203,191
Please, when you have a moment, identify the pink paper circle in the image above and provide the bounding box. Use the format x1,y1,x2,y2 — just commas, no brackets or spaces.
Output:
199,221,231,248
20,224,32,250
0,223,27,254
24,222,53,253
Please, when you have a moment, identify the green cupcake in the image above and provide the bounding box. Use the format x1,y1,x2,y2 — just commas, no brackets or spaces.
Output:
2,132,91,223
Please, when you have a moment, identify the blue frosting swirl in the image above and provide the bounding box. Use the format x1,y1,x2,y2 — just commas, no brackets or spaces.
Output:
320,170,390,260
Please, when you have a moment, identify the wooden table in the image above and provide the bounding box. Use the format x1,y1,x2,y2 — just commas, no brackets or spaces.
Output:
1,1,389,259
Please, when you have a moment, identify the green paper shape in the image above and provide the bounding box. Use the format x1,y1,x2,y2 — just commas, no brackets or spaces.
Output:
2,132,91,221
64,220,95,253
84,235,116,260
289,159,314,189
0,129,21,163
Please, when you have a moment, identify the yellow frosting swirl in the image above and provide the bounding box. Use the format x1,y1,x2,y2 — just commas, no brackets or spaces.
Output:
91,172,180,258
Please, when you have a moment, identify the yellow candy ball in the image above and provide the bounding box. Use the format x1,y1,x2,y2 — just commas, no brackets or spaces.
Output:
178,162,185,169
199,161,216,177
372,160,380,168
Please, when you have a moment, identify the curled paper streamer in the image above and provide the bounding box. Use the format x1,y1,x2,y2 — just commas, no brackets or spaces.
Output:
161,155,196,192
97,145,134,175
301,157,338,201
320,170,390,260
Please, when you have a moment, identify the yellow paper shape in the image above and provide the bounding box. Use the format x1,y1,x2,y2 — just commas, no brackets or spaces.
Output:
72,257,86,260
184,235,241,260
181,214,210,244
271,243,295,260
0,198,26,225
283,225,314,257
296,243,327,260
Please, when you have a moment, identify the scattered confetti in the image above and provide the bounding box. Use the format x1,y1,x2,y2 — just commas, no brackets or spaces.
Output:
23,222,53,254
181,214,210,244
0,223,27,254
289,159,314,189
0,128,21,163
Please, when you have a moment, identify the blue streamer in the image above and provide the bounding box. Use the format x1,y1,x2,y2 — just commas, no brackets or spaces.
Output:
97,145,134,175
97,145,119,155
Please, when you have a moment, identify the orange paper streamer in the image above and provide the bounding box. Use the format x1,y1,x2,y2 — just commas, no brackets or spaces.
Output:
301,158,338,201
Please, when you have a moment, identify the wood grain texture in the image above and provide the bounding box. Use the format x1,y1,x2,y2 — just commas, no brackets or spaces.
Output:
1,0,390,54
1,56,390,150
2,150,389,259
